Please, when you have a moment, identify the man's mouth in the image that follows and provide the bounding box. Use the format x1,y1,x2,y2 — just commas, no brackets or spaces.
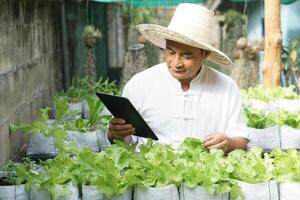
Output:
173,68,186,73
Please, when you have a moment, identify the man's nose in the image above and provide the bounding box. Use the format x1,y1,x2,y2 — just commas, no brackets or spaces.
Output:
173,54,183,67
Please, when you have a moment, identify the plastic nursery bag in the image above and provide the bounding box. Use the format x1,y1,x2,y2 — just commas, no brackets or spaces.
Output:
30,183,79,200
280,125,300,149
248,99,278,112
179,184,229,200
279,181,300,200
0,184,29,200
82,185,132,200
278,99,300,112
26,133,58,157
52,101,82,121
66,130,101,152
134,184,179,200
247,126,280,150
237,180,278,200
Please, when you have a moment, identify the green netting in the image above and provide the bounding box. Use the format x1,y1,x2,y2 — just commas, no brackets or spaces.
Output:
281,0,297,4
125,0,206,7
227,0,257,2
228,0,298,4
91,0,297,5
91,0,124,2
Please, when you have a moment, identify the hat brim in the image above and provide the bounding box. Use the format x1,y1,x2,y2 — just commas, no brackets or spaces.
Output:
136,24,233,67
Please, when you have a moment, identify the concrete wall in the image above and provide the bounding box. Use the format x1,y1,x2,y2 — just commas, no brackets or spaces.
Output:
0,0,63,163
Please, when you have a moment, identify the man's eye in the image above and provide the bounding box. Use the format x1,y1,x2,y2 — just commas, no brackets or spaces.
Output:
168,50,175,54
183,55,192,59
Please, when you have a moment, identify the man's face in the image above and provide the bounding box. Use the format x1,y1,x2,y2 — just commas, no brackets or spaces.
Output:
164,40,208,82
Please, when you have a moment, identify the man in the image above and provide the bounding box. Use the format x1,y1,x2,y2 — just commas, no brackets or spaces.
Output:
102,3,249,153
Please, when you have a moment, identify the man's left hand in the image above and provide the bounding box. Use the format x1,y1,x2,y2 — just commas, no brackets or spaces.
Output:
203,133,231,153
203,133,248,153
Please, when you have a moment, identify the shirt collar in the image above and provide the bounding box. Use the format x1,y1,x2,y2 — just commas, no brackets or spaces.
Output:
164,63,206,94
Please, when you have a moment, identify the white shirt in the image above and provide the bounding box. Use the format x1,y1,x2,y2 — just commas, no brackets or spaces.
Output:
99,63,248,149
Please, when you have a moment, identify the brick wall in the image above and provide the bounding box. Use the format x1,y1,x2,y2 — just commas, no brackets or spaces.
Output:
0,0,63,163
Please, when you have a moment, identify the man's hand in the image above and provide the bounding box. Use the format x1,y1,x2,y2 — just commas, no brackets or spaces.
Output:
203,133,248,153
108,117,135,143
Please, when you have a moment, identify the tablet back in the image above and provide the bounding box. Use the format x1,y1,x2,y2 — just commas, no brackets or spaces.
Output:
96,92,158,140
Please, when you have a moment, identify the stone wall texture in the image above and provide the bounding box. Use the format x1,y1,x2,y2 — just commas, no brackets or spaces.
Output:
0,0,63,163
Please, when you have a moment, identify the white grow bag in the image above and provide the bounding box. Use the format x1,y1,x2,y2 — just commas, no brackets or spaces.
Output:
248,99,278,112
30,183,79,200
52,102,82,120
82,185,132,200
179,184,229,200
278,99,300,112
280,125,300,149
237,181,278,200
0,184,29,200
279,181,300,200
26,120,59,157
82,100,111,119
66,130,101,152
247,126,280,150
134,184,179,200
26,134,58,157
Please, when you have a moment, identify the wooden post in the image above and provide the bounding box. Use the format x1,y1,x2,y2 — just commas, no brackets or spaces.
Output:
262,0,282,88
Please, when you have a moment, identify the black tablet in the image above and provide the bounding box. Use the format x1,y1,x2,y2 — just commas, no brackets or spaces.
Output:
96,92,158,140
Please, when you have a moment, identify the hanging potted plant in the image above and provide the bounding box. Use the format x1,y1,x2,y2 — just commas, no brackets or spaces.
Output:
83,25,102,86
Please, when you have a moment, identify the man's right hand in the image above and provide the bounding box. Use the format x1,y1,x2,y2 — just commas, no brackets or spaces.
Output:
107,117,136,143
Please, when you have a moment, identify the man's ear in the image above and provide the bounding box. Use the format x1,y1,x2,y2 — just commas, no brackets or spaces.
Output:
203,50,210,59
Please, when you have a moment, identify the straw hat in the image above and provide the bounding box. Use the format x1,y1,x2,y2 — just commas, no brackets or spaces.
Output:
136,3,232,67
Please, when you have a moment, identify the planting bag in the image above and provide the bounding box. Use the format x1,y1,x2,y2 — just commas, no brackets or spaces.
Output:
237,181,278,200
108,187,132,200
60,184,79,200
66,130,101,152
30,188,51,200
82,185,132,200
82,185,105,200
280,125,300,149
134,184,179,200
30,184,79,200
278,99,300,112
26,133,58,157
179,184,229,200
82,100,111,119
248,99,278,112
279,181,300,200
247,126,280,150
0,184,29,200
52,102,82,120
